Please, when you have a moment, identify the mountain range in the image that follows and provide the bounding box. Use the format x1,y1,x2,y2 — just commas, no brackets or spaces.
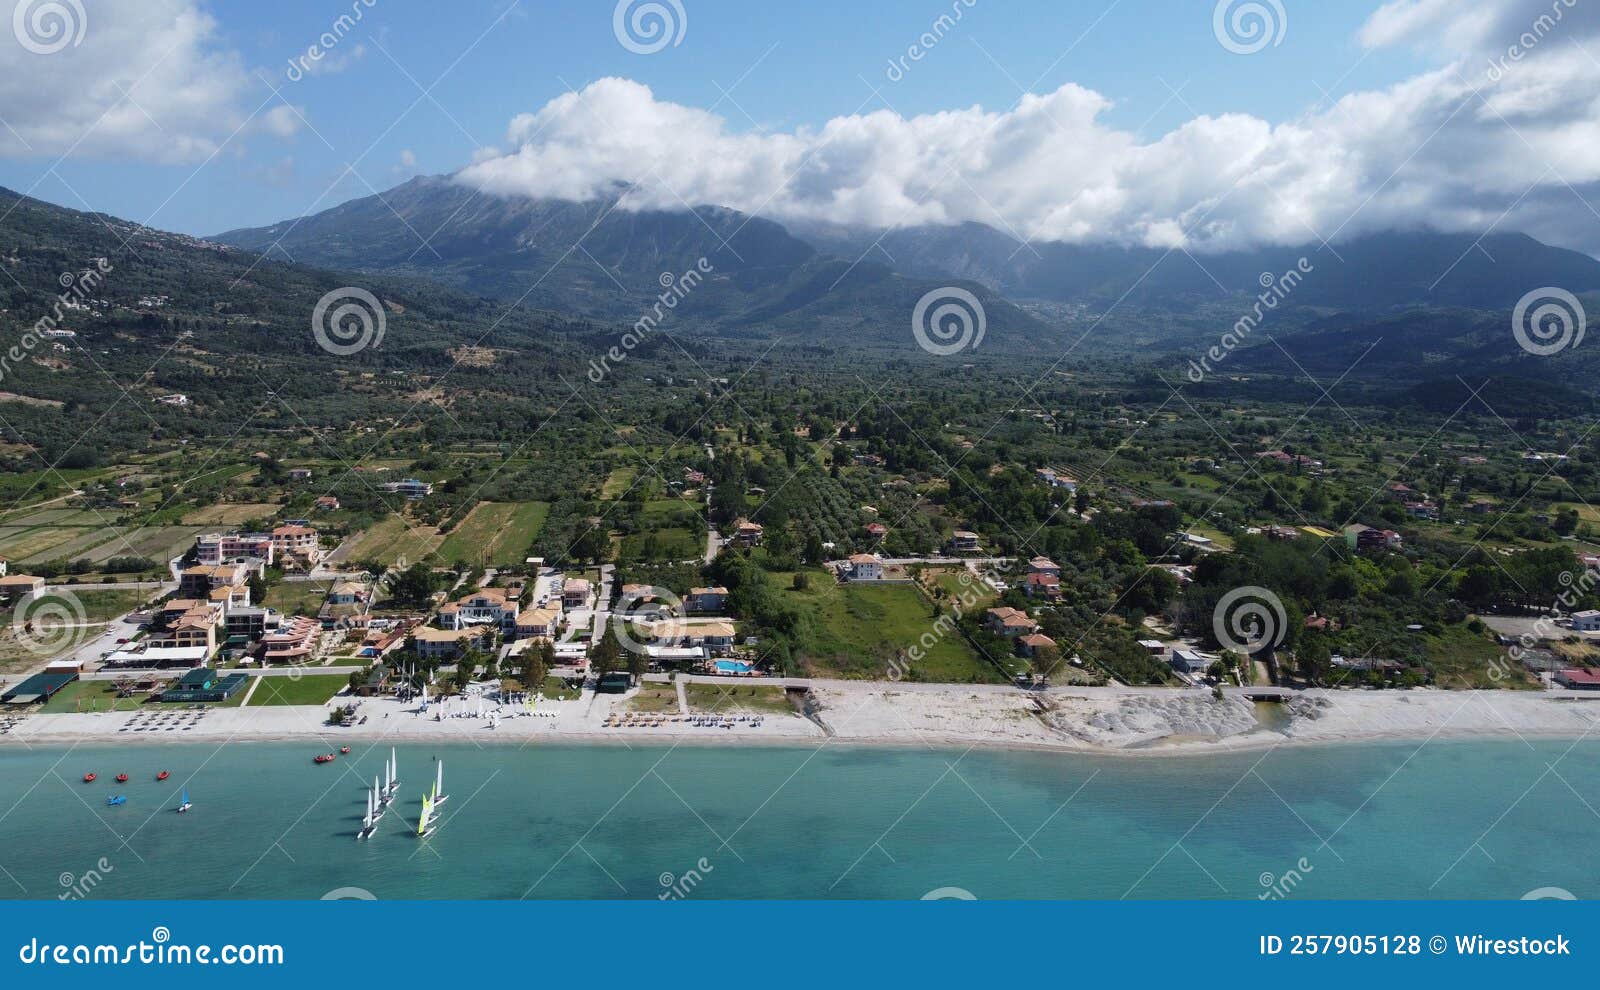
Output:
217,174,1600,327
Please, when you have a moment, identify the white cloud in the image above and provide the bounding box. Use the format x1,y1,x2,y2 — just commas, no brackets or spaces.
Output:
458,1,1600,255
0,0,276,162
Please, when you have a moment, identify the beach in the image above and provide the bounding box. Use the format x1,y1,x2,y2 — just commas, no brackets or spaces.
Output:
6,681,1598,756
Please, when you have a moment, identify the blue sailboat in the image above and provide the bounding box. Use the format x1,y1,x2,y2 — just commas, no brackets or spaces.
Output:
176,786,191,814
106,795,126,807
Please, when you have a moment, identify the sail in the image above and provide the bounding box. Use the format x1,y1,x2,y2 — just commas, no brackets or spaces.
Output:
180,787,188,805
417,796,433,835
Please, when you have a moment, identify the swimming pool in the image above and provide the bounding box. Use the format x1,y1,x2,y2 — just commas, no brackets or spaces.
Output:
714,660,753,674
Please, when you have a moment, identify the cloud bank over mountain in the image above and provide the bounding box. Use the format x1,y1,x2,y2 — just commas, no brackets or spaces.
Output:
459,0,1600,254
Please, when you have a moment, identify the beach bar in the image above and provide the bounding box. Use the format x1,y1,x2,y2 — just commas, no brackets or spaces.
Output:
1,670,79,705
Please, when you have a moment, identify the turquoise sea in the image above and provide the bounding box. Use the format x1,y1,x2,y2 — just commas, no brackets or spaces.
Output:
1,740,1595,900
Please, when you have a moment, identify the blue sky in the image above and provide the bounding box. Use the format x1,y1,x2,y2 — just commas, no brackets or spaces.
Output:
0,0,1427,236
2,0,1596,255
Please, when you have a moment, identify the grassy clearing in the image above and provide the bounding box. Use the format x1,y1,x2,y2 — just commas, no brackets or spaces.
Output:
601,466,638,499
687,683,793,714
245,674,347,707
262,581,330,617
437,501,550,566
1424,623,1538,690
784,578,1000,683
627,685,680,712
620,527,702,562
345,515,443,567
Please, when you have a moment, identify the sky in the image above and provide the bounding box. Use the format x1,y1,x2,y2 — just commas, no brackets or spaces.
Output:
0,0,1597,253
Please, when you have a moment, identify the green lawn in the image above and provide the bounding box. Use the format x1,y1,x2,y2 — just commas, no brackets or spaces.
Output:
40,680,147,713
262,581,330,617
786,578,1001,683
245,674,348,707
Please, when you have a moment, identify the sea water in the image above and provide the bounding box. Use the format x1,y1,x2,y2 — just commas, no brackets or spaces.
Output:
0,740,1594,900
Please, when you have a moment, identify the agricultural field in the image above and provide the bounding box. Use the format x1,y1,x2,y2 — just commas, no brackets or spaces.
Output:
344,515,444,567
436,501,550,566
181,503,281,526
0,526,94,562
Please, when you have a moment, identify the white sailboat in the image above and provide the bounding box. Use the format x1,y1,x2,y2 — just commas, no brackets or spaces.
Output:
432,760,448,807
371,775,386,819
382,747,399,802
357,788,376,840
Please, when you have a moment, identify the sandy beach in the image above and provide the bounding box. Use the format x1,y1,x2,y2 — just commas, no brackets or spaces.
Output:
5,682,1599,756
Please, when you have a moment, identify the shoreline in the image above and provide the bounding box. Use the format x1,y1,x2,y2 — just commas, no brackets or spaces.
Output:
5,684,1598,759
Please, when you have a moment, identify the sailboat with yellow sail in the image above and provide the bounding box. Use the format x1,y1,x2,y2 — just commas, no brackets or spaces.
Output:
416,793,436,838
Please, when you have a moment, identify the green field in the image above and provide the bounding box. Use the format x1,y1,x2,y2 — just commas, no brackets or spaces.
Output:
436,501,550,566
39,680,148,713
262,581,331,617
601,466,638,498
783,575,1000,683
620,526,703,562
344,515,444,567
245,674,347,707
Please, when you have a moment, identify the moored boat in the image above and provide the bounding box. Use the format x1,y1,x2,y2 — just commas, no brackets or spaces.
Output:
156,771,170,781
114,773,129,783
82,773,96,783
313,753,336,764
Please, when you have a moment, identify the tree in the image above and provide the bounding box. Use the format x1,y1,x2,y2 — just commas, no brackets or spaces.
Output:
523,641,550,690
590,624,621,681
